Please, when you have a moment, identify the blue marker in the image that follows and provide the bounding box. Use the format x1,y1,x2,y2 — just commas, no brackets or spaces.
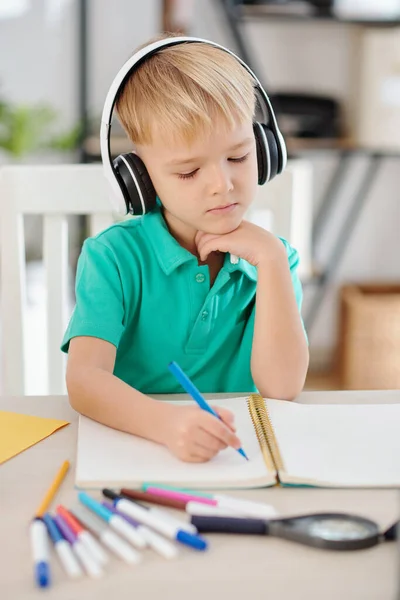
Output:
29,518,51,588
168,361,249,460
42,514,83,579
103,489,208,551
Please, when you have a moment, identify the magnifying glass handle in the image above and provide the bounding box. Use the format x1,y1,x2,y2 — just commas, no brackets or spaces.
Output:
190,515,267,535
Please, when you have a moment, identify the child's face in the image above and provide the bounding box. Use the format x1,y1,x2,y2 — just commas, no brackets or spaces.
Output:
136,118,258,238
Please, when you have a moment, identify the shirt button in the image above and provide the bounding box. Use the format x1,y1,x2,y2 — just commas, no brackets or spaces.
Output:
195,273,205,283
201,310,209,321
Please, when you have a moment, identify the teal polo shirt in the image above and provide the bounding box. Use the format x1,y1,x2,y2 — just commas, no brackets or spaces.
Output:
61,207,305,394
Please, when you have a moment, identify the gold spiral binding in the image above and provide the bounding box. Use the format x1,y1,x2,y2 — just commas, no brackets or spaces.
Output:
247,393,285,474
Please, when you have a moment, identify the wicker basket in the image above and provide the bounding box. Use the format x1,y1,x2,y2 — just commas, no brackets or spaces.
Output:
338,284,400,390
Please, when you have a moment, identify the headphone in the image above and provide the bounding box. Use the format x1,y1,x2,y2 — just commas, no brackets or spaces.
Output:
100,36,287,216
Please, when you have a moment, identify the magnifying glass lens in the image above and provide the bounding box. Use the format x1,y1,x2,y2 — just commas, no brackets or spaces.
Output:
309,518,373,541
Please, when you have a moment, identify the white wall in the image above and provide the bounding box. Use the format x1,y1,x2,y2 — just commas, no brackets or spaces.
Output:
0,0,78,130
1,0,399,367
0,0,160,127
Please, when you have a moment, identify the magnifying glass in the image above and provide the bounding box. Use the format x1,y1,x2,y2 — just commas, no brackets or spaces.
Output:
190,513,397,551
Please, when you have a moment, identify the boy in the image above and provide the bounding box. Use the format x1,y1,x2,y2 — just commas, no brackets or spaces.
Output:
62,35,309,463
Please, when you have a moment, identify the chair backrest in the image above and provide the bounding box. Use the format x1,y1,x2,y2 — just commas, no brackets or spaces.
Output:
0,164,114,396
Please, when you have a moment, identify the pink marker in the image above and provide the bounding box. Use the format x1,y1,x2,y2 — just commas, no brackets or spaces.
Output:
145,487,216,506
146,487,277,519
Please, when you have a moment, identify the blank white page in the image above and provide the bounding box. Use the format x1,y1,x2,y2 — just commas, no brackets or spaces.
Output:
267,400,400,487
75,397,276,489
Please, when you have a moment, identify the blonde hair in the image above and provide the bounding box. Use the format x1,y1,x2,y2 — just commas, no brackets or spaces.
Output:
115,34,256,145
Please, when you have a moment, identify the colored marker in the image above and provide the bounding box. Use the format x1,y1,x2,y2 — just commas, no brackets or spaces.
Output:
120,487,188,511
142,483,211,498
54,515,103,578
35,460,70,518
30,459,70,588
103,490,208,551
42,514,83,579
29,518,51,588
185,502,243,518
168,361,249,460
102,501,178,560
145,487,214,506
145,486,277,519
120,489,198,534
78,492,146,550
56,505,109,566
70,504,141,565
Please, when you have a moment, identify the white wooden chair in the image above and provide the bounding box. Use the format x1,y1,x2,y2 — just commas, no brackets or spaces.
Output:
0,164,114,396
0,159,313,397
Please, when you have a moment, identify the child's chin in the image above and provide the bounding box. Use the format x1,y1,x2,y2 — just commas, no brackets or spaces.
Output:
200,213,244,235
209,219,243,235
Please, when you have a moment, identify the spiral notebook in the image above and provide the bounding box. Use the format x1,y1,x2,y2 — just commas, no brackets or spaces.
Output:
75,395,400,489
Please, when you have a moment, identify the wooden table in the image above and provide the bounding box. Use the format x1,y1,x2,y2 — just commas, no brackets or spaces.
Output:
1,391,399,600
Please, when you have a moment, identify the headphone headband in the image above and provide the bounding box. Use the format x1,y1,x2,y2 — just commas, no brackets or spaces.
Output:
100,36,286,214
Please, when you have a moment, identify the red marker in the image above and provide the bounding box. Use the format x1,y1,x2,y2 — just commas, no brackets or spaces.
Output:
56,505,109,566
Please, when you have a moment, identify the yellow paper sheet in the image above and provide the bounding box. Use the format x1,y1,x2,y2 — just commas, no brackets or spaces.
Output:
0,411,69,465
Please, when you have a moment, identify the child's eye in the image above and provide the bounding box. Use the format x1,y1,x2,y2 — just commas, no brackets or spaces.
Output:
177,169,199,180
229,153,249,163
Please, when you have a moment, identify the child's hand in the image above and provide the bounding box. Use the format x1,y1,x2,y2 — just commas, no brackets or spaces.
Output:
161,405,242,462
195,221,286,267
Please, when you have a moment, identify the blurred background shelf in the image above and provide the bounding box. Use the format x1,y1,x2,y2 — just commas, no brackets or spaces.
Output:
239,2,400,26
82,134,357,160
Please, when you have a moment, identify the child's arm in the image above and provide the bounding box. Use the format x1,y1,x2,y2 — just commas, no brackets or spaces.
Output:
250,243,309,400
196,222,309,401
66,336,241,462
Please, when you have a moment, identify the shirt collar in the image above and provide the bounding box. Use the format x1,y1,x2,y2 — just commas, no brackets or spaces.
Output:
141,206,257,282
141,207,195,275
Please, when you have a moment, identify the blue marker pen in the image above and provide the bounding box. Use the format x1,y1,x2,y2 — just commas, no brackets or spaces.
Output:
103,490,208,551
168,361,249,460
29,518,51,588
42,514,83,579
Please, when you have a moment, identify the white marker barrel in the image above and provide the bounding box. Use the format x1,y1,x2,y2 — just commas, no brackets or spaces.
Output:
55,540,83,578
73,540,103,578
109,514,147,549
30,519,50,562
101,529,142,565
79,530,109,566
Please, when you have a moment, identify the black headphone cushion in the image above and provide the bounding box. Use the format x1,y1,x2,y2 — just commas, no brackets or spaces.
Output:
113,153,157,215
253,122,279,185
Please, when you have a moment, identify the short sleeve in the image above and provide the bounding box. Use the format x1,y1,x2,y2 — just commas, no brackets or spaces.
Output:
61,238,125,353
279,237,308,342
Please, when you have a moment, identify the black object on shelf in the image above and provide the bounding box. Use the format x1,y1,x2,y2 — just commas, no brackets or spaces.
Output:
306,0,333,15
271,93,342,139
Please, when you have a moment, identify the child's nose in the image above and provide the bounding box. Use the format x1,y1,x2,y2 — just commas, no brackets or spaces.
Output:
209,164,233,196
